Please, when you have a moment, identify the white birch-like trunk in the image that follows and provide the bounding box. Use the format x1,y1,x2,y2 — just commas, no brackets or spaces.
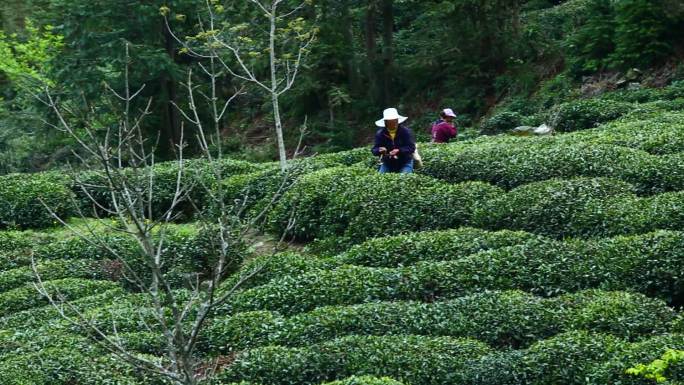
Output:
270,2,288,171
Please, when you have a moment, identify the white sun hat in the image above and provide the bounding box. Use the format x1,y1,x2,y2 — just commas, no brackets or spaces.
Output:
442,108,457,118
375,108,408,127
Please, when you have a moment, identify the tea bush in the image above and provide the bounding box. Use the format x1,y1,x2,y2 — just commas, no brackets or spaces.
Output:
0,173,74,229
475,177,651,238
0,259,110,293
217,335,491,385
480,110,525,134
269,168,503,244
0,288,126,330
219,378,405,385
1,224,243,288
466,331,626,385
336,228,540,267
224,253,338,291
73,158,263,220
0,278,119,317
590,334,684,385
227,231,684,315
219,158,336,219
466,333,684,385
204,290,672,354
566,112,684,155
419,141,680,193
550,99,633,132
322,377,405,385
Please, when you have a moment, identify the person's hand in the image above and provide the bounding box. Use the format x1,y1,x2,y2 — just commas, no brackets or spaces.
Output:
389,149,400,156
378,147,387,154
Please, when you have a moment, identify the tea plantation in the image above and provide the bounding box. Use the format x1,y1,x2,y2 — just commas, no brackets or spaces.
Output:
3,90,684,384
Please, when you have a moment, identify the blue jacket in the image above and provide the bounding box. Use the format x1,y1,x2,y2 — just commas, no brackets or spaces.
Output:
371,125,416,171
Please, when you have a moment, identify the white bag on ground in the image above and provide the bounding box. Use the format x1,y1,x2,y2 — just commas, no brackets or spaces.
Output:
413,144,423,169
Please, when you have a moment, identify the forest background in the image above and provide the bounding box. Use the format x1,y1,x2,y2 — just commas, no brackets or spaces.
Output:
1,0,683,173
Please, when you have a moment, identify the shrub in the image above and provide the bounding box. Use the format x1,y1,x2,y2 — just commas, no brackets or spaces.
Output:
266,167,374,240
480,111,525,134
601,87,664,103
0,259,111,293
219,158,334,219
322,376,406,385
269,168,503,244
336,228,540,267
224,253,337,291
3,224,242,288
0,173,74,229
73,158,262,220
205,289,671,354
0,278,120,317
0,343,159,385
589,334,684,385
216,335,492,385
550,98,633,132
419,141,674,193
466,332,627,385
227,231,684,315
550,290,675,339
222,379,404,385
647,191,684,231
566,112,684,155
475,177,650,238
308,148,375,168
0,288,125,330
0,230,47,253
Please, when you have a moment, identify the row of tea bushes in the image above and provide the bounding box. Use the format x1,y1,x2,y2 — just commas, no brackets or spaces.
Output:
0,259,111,293
0,173,74,229
72,158,265,220
419,141,684,194
203,290,674,354
479,178,684,238
469,332,684,385
479,81,684,134
0,326,168,385
0,223,244,288
0,158,264,230
0,278,120,317
336,227,540,267
0,287,126,330
222,229,542,293
565,111,684,155
549,98,634,132
267,168,501,243
270,171,684,242
216,332,684,385
217,335,491,385
226,230,684,315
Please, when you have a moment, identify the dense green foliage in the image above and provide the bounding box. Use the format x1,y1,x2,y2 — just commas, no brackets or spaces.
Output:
226,230,684,315
204,290,673,353
2,1,684,383
0,173,73,229
217,335,492,385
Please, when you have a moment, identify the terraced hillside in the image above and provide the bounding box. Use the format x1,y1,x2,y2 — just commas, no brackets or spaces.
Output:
2,84,684,384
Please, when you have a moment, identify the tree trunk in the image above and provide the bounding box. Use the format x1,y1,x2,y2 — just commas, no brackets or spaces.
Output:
341,0,358,93
161,22,181,158
364,0,379,103
270,5,288,171
381,0,394,106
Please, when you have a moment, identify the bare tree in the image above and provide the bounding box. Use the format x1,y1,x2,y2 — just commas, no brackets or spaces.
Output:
31,43,304,385
162,0,317,171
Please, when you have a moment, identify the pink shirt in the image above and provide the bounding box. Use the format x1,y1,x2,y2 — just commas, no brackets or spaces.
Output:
431,120,457,143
